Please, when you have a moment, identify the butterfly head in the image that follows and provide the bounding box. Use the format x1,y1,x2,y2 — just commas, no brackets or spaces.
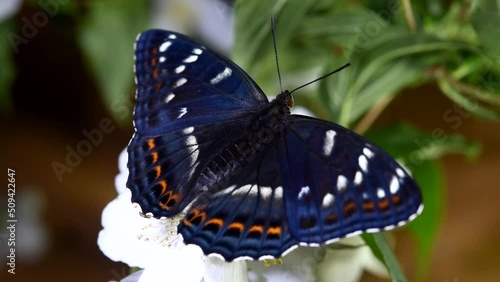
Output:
277,90,294,109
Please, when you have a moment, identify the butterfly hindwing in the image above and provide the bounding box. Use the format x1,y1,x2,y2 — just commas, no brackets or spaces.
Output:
178,141,298,261
279,115,423,244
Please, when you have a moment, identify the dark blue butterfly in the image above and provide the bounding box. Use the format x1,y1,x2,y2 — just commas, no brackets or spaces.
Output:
127,30,423,261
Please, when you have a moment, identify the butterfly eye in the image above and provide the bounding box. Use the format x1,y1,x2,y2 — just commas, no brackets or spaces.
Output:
285,96,294,108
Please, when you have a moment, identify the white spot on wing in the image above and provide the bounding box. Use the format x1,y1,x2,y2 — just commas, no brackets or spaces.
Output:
159,56,166,63
186,135,197,146
396,168,405,178
177,107,187,119
165,93,175,103
186,135,199,165
192,48,202,55
210,67,232,84
183,127,194,134
363,147,374,158
219,185,238,195
358,155,368,172
232,184,265,198
175,65,185,74
183,55,198,63
346,230,362,238
322,193,335,208
259,186,273,200
384,225,396,231
298,186,310,200
168,34,176,39
377,188,386,199
174,78,187,88
354,171,363,186
159,41,172,52
337,175,348,192
274,186,283,199
323,130,336,156
390,176,400,194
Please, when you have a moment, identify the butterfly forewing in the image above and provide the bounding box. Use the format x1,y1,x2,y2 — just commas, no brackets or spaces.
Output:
129,30,269,217
279,115,423,243
133,30,268,136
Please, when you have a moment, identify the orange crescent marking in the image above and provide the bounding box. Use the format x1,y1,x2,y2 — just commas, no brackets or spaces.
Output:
325,213,337,224
147,138,155,149
159,190,181,210
155,165,161,178
391,194,401,205
228,222,245,232
184,209,207,226
204,218,224,228
267,226,281,236
151,152,159,164
150,57,158,67
249,225,264,233
158,180,167,195
362,201,375,211
151,48,158,55
343,201,357,215
183,218,192,226
378,198,390,210
152,68,160,79
154,81,163,92
184,208,206,226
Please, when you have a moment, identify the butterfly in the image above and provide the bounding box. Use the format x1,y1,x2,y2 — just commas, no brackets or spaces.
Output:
127,29,423,261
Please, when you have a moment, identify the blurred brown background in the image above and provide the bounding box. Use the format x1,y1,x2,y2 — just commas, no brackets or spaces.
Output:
1,3,500,282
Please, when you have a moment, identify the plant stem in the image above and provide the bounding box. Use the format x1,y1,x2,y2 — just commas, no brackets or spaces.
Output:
402,0,417,32
354,95,393,134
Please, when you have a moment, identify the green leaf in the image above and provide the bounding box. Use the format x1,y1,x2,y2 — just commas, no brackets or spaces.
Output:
437,74,500,120
0,17,16,115
233,0,319,70
78,0,148,124
470,0,500,59
408,160,443,281
361,233,385,267
364,123,480,163
319,30,474,127
362,233,408,282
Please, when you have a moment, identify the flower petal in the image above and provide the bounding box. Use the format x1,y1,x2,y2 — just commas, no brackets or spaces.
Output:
98,188,185,268
316,237,388,282
115,148,129,194
120,270,144,282
139,244,206,282
247,247,320,282
203,257,248,282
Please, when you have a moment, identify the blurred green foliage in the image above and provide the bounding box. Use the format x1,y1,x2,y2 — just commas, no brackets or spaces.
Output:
78,0,149,119
0,18,15,115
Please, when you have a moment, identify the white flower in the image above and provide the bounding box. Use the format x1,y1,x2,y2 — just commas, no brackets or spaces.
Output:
100,148,389,282
316,237,388,282
151,0,234,53
98,149,247,282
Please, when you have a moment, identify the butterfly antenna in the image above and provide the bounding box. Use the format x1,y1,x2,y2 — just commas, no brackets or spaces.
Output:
271,15,284,95
289,62,351,95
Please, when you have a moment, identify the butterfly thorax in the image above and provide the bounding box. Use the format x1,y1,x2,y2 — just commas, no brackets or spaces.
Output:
194,92,292,196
